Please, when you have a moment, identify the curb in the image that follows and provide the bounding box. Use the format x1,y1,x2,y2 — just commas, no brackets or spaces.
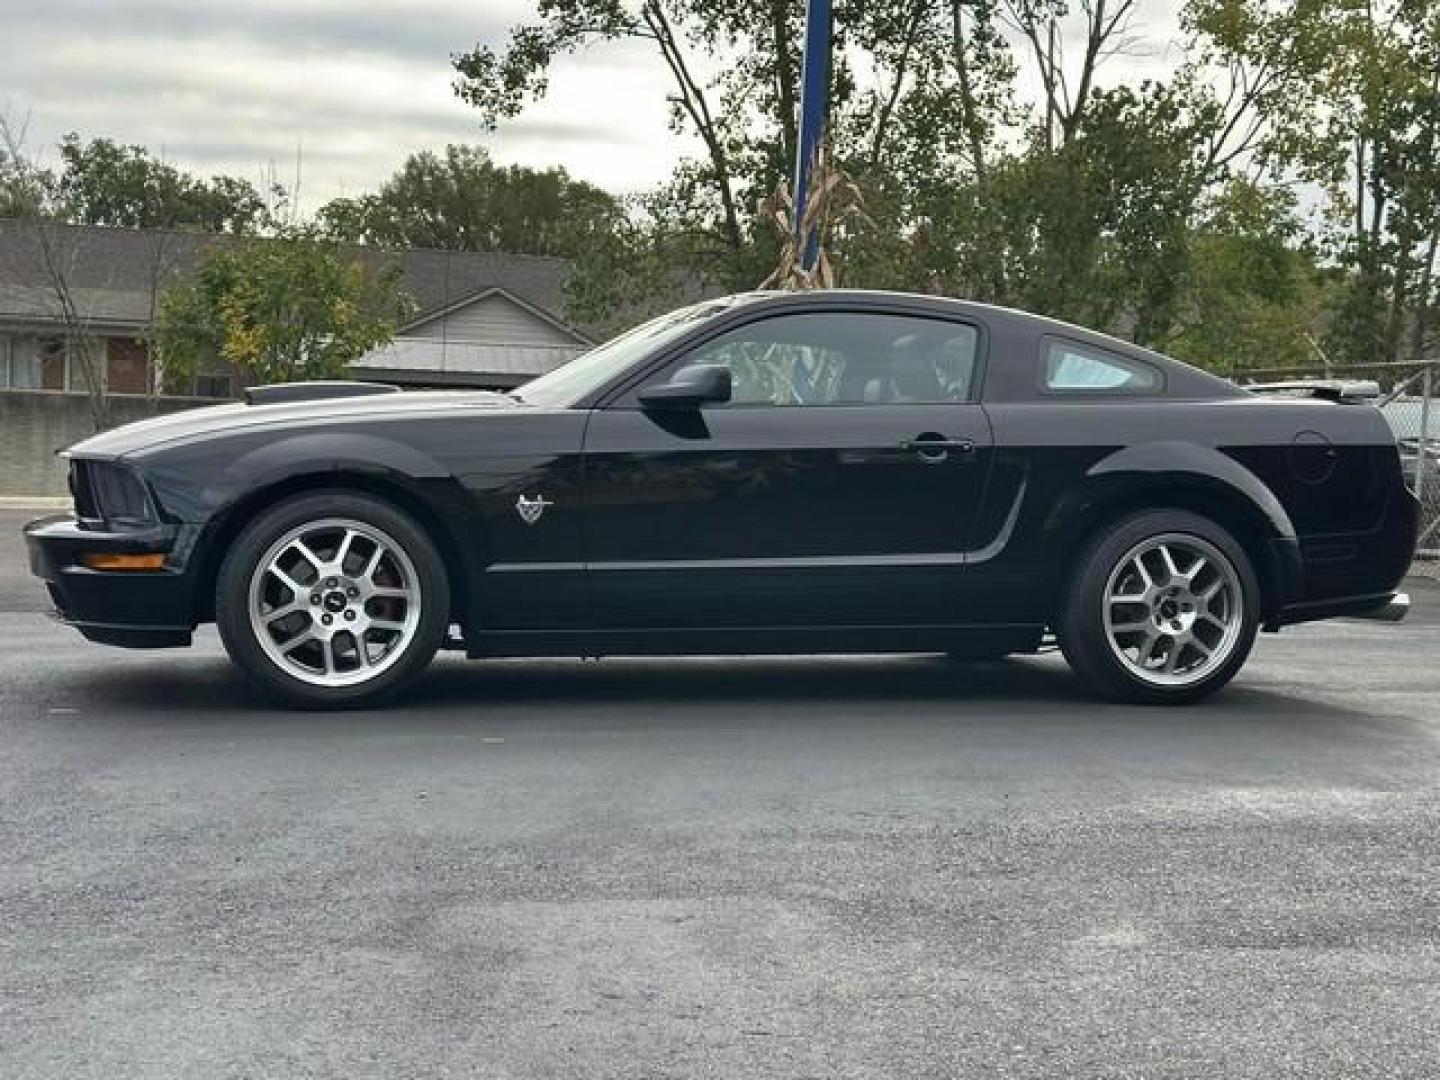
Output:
0,497,72,511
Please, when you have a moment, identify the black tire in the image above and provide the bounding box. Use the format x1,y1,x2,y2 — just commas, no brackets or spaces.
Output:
1057,509,1260,705
216,490,450,708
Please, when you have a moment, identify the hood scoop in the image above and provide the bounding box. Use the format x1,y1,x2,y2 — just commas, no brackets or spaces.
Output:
243,381,401,407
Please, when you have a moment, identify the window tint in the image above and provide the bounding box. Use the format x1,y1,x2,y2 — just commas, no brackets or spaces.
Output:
1043,339,1160,393
653,311,978,407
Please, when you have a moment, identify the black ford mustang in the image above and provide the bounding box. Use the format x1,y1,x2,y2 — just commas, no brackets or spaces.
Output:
25,290,1419,706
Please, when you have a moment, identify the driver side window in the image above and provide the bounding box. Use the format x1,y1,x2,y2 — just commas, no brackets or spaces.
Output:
638,311,979,407
697,334,845,405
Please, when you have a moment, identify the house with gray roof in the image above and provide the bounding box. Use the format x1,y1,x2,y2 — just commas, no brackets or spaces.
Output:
0,218,591,399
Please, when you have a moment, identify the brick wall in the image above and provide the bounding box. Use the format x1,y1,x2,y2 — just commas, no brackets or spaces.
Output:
0,390,219,496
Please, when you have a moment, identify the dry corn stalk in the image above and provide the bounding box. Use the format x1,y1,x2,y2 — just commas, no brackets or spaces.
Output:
759,142,870,290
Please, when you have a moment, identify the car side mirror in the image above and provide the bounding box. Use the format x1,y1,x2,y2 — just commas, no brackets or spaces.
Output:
637,364,732,411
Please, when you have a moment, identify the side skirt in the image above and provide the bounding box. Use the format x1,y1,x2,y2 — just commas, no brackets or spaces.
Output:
464,624,1045,660
1270,590,1409,628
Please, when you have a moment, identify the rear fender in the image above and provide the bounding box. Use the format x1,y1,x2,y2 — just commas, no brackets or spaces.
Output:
1047,441,1300,617
1077,441,1294,538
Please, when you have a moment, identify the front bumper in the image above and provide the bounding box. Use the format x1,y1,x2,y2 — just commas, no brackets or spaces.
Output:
23,514,199,648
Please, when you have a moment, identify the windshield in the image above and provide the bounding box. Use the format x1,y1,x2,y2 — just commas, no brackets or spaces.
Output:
516,298,743,408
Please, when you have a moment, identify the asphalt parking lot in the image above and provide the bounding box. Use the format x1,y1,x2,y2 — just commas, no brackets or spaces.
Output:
2,508,1439,1079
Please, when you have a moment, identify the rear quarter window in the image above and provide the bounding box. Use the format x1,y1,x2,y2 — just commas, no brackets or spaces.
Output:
1041,338,1162,395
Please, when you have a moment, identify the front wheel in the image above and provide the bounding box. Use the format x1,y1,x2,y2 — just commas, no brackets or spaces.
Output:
1058,510,1259,704
216,491,450,707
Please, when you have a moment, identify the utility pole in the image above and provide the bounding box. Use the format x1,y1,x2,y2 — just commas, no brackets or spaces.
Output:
792,0,832,275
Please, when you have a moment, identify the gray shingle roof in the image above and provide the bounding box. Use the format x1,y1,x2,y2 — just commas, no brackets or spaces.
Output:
0,218,574,333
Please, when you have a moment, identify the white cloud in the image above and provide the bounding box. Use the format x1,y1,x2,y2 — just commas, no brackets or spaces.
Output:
2,0,1187,211
2,0,693,207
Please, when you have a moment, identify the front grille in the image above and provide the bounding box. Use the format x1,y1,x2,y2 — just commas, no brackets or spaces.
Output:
69,460,100,522
68,459,155,527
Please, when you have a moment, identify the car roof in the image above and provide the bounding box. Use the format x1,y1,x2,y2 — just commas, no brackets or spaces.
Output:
719,289,1158,353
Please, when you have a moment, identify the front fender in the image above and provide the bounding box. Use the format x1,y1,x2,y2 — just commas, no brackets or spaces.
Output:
132,431,454,523
201,432,452,514
134,430,484,626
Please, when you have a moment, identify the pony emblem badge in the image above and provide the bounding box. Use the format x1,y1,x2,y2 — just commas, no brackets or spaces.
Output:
516,493,553,525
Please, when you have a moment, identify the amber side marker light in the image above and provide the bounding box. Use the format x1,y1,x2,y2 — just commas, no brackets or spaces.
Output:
80,552,166,571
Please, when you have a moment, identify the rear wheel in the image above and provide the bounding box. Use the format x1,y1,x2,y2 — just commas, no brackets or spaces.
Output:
216,491,449,707
1058,510,1259,704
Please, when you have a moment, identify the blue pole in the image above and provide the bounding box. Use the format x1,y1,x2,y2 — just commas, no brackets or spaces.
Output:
792,0,832,274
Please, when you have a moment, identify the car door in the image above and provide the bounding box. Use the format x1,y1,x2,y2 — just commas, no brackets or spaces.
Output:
580,308,994,629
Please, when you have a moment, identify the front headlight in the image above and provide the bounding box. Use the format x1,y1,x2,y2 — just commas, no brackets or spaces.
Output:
71,460,156,528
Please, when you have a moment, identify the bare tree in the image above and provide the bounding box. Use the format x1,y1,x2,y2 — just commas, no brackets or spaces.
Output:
0,112,109,429
1000,0,1142,149
138,228,179,403
453,0,746,258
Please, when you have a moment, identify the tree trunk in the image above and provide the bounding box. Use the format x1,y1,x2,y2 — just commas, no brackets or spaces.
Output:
869,0,925,170
951,0,988,184
769,0,797,172
643,2,744,256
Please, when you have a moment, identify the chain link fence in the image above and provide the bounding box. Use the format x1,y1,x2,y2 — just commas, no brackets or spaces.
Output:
1237,361,1438,567
1379,367,1438,561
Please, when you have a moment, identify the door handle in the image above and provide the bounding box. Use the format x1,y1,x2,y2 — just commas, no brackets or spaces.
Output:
900,435,975,461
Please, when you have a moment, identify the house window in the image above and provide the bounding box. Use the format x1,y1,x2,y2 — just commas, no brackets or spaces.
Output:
62,337,108,394
0,336,111,390
40,337,67,390
106,338,151,395
4,335,45,389
194,373,235,399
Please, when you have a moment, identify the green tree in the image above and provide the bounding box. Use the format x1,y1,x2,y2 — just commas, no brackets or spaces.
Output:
53,135,274,233
156,232,414,388
0,144,53,218
453,0,1016,290
1189,0,1440,367
456,0,1435,378
852,76,1249,347
316,144,621,256
1164,179,1329,374
562,188,703,335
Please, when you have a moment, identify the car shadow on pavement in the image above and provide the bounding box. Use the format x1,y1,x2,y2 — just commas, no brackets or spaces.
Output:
53,650,1392,738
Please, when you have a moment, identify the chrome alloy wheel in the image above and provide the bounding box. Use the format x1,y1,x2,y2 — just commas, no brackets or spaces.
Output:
1101,532,1244,688
247,517,422,688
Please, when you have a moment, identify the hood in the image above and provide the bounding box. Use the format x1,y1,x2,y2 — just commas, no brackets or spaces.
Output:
68,389,519,459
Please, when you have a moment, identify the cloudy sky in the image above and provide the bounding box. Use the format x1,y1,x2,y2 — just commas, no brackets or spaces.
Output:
2,0,1184,211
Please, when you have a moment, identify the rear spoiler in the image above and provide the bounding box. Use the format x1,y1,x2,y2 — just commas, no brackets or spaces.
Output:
1245,379,1380,403
244,381,400,406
